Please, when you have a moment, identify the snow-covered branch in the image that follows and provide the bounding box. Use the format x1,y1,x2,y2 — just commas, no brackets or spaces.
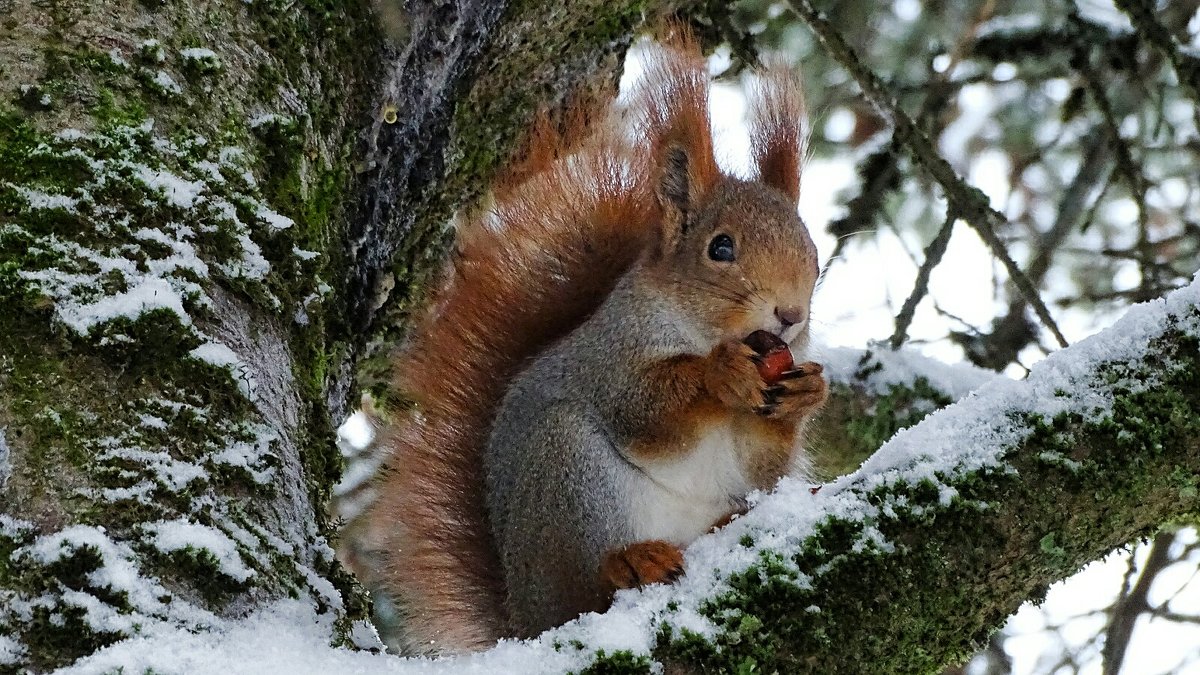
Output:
56,277,1200,674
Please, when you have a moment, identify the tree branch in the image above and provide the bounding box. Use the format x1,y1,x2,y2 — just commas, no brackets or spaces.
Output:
785,0,1070,350
324,277,1198,675
890,210,957,349
1113,0,1200,100
1102,531,1175,675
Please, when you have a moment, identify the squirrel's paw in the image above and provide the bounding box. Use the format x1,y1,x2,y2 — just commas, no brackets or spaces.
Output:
755,361,828,420
704,340,771,411
600,540,684,592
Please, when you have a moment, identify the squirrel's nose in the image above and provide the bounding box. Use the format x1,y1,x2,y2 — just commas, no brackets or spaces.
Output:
775,306,807,328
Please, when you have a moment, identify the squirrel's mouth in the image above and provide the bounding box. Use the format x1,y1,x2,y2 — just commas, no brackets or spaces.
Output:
779,321,808,347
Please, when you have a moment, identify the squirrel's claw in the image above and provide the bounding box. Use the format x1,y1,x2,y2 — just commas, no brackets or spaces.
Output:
601,540,685,594
778,363,822,380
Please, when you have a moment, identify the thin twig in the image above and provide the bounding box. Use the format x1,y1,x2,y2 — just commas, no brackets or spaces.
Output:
1102,532,1176,675
890,210,956,349
786,0,1070,349
1112,0,1200,100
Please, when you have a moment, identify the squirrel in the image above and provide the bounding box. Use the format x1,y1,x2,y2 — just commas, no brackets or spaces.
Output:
370,28,827,653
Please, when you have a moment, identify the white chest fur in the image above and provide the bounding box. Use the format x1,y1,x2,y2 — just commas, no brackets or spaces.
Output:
626,423,753,545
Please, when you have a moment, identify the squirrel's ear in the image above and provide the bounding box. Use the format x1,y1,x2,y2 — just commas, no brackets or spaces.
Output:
660,144,692,221
655,142,701,253
748,61,806,204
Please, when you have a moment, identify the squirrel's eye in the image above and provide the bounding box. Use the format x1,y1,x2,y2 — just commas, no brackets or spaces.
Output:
707,234,736,262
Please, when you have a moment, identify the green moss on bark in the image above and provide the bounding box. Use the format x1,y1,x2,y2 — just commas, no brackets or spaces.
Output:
0,0,381,668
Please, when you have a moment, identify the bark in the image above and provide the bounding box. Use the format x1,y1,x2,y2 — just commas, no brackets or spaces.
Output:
0,0,686,671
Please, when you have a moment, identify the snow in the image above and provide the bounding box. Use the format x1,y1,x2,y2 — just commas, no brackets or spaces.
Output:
60,277,191,334
208,424,278,485
14,525,219,633
0,428,9,490
819,345,997,399
0,634,25,667
189,341,257,400
151,71,183,95
0,513,31,540
48,274,1199,673
180,48,218,61
851,273,1199,486
96,442,208,492
145,520,255,583
139,39,165,62
189,341,241,369
250,114,288,129
9,184,79,212
14,122,299,341
136,166,206,209
257,205,295,230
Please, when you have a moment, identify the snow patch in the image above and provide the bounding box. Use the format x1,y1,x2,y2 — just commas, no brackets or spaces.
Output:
8,184,79,212
135,166,206,209
208,424,277,484
15,525,219,633
0,427,9,489
145,520,255,583
96,441,208,492
61,277,191,335
257,205,294,230
189,341,257,400
180,47,218,61
0,513,32,540
820,345,997,399
0,634,26,667
150,71,183,95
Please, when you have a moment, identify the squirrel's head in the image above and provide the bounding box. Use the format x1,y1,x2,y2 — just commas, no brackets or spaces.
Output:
645,143,819,351
630,33,816,350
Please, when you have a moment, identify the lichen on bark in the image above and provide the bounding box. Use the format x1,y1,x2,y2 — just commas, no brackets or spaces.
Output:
0,0,379,670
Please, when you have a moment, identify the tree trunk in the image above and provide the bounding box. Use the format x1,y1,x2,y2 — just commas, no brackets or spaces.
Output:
0,1,682,671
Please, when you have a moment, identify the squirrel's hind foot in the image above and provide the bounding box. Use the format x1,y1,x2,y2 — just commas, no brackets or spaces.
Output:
600,540,684,595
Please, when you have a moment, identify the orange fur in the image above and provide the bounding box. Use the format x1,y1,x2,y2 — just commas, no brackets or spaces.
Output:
633,26,721,207
600,540,684,595
372,26,812,652
372,103,655,651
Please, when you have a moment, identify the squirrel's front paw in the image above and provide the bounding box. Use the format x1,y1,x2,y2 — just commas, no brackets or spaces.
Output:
600,540,684,592
755,361,828,421
704,340,772,411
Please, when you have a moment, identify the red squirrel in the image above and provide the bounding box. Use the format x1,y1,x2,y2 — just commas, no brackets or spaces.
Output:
371,28,827,653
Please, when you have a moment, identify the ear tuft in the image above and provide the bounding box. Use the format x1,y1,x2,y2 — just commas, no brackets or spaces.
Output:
631,23,721,220
747,59,807,204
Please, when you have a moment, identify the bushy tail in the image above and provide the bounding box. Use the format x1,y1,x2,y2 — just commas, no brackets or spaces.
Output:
370,26,786,652
372,92,660,652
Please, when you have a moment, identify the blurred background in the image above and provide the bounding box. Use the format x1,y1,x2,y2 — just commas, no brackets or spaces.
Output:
338,1,1200,672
